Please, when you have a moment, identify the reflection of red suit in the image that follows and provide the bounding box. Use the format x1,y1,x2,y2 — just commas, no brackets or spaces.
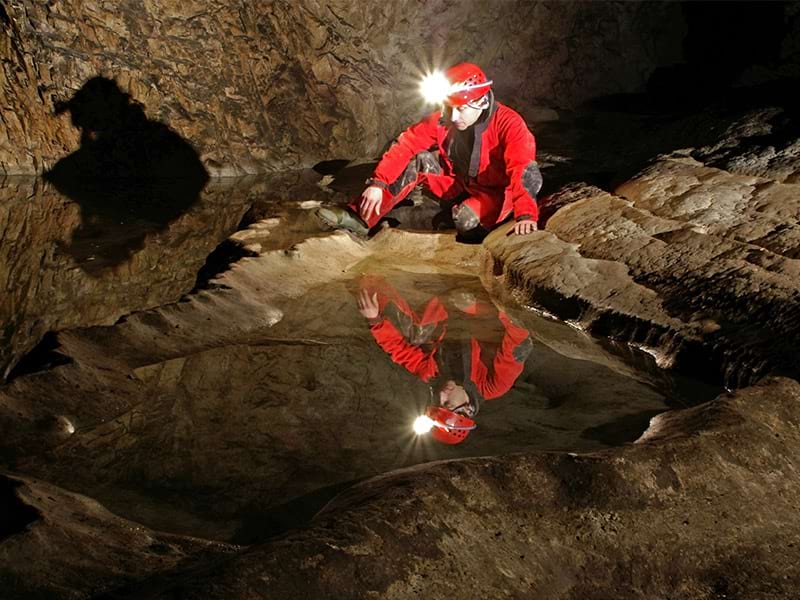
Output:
361,277,531,404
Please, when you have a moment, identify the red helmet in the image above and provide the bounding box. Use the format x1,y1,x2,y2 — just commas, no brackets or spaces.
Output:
425,405,476,444
444,63,493,107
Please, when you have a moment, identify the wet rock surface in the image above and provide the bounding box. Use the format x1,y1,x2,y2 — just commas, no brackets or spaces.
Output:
1,230,697,548
485,102,800,389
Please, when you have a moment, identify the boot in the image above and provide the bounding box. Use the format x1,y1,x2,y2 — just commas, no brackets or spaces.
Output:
315,207,369,236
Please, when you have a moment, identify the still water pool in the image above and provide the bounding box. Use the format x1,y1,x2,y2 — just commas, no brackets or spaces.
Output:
0,176,719,543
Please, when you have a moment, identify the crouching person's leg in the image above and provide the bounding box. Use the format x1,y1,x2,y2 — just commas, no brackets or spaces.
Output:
389,151,441,197
318,151,441,235
451,195,501,242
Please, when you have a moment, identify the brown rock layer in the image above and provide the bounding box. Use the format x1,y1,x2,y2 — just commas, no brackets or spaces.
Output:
483,102,800,389
0,1,682,175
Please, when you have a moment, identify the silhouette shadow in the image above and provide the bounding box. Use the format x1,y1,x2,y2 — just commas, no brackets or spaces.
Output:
580,409,663,446
44,76,209,274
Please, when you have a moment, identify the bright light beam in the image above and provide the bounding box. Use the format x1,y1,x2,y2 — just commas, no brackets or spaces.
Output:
419,71,451,105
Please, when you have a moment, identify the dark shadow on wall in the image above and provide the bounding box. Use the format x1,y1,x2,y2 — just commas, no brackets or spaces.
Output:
44,76,209,275
682,1,787,85
580,409,663,446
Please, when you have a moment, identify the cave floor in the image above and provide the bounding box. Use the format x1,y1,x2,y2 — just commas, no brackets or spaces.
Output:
5,81,800,597
0,176,720,543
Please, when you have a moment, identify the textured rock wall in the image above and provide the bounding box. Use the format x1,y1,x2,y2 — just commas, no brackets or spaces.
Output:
0,1,683,176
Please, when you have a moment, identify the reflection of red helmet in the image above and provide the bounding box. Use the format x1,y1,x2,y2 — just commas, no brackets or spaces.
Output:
444,63,493,107
426,405,476,444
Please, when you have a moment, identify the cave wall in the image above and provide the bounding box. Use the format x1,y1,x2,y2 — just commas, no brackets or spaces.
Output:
0,0,683,176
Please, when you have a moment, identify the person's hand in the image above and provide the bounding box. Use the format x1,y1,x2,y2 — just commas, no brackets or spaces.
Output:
357,289,380,319
359,186,383,222
512,219,538,235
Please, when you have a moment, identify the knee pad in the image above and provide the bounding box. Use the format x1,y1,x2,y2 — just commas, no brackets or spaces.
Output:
522,161,542,198
452,204,480,233
415,151,441,175
389,151,442,196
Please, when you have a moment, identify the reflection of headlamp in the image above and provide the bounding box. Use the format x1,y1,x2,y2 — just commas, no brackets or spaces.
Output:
412,405,476,444
413,415,435,434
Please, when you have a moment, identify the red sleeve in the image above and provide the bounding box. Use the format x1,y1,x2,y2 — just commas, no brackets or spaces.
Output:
471,312,532,399
369,319,439,382
373,111,441,186
499,111,538,220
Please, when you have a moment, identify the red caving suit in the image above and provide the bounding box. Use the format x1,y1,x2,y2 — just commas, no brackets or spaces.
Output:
350,98,539,230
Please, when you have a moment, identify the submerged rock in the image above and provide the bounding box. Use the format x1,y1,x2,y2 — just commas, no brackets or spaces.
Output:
0,177,253,379
2,229,678,545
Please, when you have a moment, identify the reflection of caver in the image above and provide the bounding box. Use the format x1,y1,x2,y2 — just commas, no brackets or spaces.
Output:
356,276,532,443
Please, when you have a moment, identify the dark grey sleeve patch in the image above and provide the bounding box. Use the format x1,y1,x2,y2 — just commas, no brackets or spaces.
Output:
522,161,542,198
512,337,533,362
416,150,442,175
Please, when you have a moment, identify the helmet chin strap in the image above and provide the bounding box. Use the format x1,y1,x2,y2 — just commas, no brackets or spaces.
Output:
466,95,490,110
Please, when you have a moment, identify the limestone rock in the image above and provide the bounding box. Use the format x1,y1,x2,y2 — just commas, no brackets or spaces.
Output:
484,148,800,388
109,378,800,599
0,1,682,175
0,472,235,597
